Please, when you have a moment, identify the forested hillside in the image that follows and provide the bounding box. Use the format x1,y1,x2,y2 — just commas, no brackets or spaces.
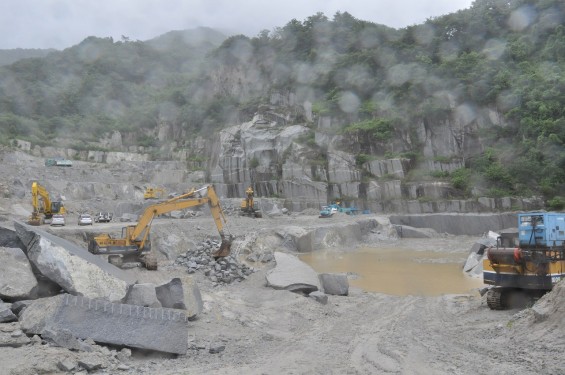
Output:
0,48,56,66
1,0,564,207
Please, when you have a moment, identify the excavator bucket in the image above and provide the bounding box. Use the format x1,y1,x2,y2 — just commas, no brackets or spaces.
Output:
27,213,41,226
212,236,233,259
27,218,41,226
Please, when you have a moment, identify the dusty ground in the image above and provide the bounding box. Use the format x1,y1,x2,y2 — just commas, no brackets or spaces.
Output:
1,149,564,374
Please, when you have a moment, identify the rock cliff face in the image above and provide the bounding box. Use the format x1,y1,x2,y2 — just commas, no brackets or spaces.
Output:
17,94,543,214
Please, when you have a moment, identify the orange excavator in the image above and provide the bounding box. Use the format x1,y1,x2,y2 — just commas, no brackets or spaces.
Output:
88,185,232,270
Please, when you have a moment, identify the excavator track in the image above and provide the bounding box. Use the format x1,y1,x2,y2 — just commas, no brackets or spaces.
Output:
486,288,506,310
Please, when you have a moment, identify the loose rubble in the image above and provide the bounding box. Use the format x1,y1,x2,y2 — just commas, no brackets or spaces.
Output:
175,239,257,284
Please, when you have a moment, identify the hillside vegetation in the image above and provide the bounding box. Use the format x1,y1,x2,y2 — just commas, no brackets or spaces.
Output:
1,0,564,207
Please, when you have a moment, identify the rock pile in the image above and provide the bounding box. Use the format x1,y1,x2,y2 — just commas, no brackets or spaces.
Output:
175,238,256,284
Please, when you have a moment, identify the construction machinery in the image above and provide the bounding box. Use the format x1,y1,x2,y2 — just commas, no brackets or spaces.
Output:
28,182,66,225
88,185,233,270
319,200,360,218
483,212,565,310
144,187,165,200
240,185,262,218
45,157,72,167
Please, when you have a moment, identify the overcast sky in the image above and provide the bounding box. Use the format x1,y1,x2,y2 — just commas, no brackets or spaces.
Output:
1,0,474,50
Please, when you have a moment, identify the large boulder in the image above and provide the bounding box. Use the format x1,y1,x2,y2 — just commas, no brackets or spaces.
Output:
155,278,187,310
0,247,38,300
266,252,320,293
123,283,161,308
15,222,131,302
19,295,64,334
319,273,349,296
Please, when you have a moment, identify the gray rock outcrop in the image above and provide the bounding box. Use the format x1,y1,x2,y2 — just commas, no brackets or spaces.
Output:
389,213,517,236
394,225,440,238
0,246,38,300
266,252,320,293
275,218,378,252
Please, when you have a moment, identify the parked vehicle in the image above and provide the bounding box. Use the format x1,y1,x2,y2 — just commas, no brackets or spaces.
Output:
94,212,113,223
45,158,72,167
50,214,66,226
78,214,93,225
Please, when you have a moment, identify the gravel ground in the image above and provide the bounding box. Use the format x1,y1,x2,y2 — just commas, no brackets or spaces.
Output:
0,149,564,375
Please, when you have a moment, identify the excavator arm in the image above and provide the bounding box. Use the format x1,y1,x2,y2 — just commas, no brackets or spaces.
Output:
130,185,229,242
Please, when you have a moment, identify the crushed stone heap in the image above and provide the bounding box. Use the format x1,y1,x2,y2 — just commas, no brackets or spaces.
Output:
175,238,256,284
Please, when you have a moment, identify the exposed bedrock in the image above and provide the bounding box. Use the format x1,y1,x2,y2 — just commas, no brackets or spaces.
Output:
389,213,517,236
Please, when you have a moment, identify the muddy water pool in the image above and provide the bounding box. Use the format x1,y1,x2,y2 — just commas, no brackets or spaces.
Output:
300,238,485,296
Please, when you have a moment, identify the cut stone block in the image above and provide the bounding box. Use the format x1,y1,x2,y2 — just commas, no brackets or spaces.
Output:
319,273,349,296
47,294,188,354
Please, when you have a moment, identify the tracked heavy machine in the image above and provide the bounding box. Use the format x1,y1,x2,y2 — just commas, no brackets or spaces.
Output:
483,212,565,310
240,185,262,218
143,187,166,200
28,182,66,225
88,185,233,270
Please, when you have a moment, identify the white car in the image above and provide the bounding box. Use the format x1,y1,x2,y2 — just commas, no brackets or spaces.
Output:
78,214,93,226
50,214,66,226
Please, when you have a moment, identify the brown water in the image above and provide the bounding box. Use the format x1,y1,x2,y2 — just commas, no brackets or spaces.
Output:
300,246,484,296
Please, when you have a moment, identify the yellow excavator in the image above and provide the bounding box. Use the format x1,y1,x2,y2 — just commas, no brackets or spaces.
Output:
143,187,166,200
88,184,233,270
240,185,262,218
28,182,66,226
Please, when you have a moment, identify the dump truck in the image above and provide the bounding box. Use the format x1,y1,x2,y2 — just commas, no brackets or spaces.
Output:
483,212,565,310
45,158,72,167
88,185,232,270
